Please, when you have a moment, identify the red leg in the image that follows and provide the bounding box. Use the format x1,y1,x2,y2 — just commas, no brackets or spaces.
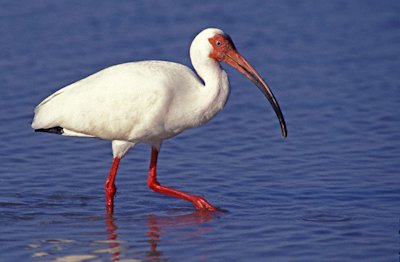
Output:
147,147,217,212
105,157,121,213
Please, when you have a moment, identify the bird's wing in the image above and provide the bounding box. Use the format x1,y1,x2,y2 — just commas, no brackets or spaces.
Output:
32,61,201,141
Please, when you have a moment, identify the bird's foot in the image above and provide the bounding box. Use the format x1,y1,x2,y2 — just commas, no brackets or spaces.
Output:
193,196,218,212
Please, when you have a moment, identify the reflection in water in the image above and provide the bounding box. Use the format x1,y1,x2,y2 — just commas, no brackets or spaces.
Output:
146,211,215,260
27,210,218,261
103,210,217,261
105,213,121,261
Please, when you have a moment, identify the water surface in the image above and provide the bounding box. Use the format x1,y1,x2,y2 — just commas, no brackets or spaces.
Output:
0,1,399,261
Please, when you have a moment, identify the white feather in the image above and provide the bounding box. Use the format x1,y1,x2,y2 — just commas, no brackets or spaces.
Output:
32,28,230,157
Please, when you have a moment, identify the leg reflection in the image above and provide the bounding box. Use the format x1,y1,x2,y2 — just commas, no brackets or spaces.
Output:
105,213,120,261
146,211,216,260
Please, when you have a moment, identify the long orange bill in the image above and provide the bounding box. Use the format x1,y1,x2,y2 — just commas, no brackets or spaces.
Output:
222,49,287,138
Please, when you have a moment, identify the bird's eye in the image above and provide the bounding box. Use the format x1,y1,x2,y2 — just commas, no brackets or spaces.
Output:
216,41,221,46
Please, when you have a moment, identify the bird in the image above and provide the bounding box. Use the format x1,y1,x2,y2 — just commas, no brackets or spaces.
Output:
32,28,287,213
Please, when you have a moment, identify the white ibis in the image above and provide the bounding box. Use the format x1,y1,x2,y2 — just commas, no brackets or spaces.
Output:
32,28,287,212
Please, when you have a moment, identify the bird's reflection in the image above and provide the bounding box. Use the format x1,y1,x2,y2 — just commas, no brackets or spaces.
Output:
105,213,120,261
146,211,215,260
104,209,217,261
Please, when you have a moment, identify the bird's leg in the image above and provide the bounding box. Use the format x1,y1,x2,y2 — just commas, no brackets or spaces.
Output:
105,157,121,213
147,147,218,212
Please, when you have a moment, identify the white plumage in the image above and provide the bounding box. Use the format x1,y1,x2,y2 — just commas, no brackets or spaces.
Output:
32,28,286,212
32,29,229,157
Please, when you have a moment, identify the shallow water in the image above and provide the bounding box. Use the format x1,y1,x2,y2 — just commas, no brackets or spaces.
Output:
1,0,399,261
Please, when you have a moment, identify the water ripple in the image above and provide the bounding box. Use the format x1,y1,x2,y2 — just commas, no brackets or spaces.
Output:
1,0,399,261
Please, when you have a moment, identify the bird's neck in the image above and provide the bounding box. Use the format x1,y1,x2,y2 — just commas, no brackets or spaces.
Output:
193,59,230,125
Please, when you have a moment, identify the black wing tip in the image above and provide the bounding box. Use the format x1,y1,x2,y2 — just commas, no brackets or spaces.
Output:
34,126,64,135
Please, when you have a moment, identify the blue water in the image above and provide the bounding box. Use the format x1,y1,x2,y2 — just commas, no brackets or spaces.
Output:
1,0,399,261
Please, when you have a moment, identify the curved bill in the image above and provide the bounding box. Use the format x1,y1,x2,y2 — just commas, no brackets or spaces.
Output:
222,49,287,138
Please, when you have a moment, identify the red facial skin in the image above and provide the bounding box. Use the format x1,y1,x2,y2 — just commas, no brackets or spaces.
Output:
208,34,287,138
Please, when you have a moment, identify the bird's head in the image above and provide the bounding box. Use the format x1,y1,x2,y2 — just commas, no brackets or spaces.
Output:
191,28,287,138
